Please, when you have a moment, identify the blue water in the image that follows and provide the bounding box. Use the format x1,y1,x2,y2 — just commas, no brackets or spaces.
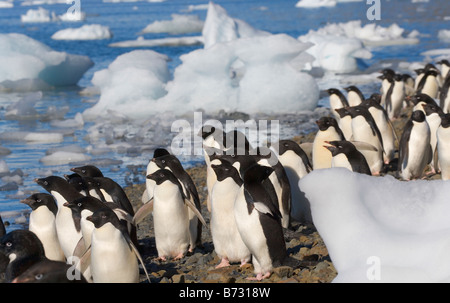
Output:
0,0,448,230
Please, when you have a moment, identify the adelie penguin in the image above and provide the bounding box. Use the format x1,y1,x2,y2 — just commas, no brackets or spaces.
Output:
398,110,432,181
209,159,251,269
422,103,444,174
384,73,405,120
143,148,170,205
274,139,313,225
86,207,150,283
416,69,440,99
347,105,385,175
12,259,86,283
327,88,349,121
234,164,288,281
335,107,353,140
0,230,46,282
312,116,345,170
344,86,365,106
34,176,84,260
436,113,450,180
140,169,207,261
20,193,65,262
439,75,450,113
324,140,372,175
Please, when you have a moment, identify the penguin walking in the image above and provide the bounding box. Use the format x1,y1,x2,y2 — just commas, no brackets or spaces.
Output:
144,169,206,261
327,88,349,121
12,259,87,283
87,207,149,283
422,103,444,174
361,94,397,164
234,164,287,281
20,193,65,262
312,116,345,170
436,113,450,180
347,105,385,175
323,140,372,175
209,159,251,268
274,140,313,225
344,86,365,106
384,73,405,120
0,230,46,282
34,176,84,260
398,110,432,180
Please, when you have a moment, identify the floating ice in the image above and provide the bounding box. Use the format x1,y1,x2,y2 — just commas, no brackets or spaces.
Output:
83,50,170,120
52,24,113,40
40,151,92,166
202,2,270,49
295,0,337,7
0,131,64,143
50,112,84,128
109,35,203,48
21,7,57,22
438,30,450,43
0,33,93,88
141,14,204,35
300,168,450,283
0,1,13,8
21,0,67,5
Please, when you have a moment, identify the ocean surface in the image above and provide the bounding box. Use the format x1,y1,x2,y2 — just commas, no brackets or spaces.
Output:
0,0,448,231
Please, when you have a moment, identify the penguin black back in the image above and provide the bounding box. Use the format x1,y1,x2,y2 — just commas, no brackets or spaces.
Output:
325,140,372,175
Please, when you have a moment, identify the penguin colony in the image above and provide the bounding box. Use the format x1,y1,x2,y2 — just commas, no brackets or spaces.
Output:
1,59,450,283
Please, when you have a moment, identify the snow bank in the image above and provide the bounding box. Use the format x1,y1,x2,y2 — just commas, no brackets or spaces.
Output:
300,168,450,282
202,1,270,49
0,33,93,88
141,14,204,35
83,50,170,120
52,24,113,40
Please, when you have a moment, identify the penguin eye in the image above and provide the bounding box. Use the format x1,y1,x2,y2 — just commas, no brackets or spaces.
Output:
161,160,165,163
35,274,43,280
36,199,41,203
338,145,343,149
5,242,12,247
43,181,48,186
77,203,82,207
82,170,86,174
101,214,107,219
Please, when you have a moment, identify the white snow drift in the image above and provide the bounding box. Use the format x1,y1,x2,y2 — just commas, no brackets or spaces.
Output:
300,168,450,283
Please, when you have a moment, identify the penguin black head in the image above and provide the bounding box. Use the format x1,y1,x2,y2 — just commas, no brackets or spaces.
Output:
12,259,87,283
146,168,179,186
0,230,45,262
437,59,450,66
211,159,242,183
327,88,342,96
440,113,450,129
346,105,370,118
70,165,104,178
65,174,88,193
415,68,425,75
316,116,339,131
425,69,439,77
335,107,351,119
198,125,217,140
411,93,437,106
64,196,104,214
34,176,71,192
86,207,119,229
422,103,443,117
152,154,181,170
20,193,57,214
323,140,355,157
153,148,170,159
411,110,426,123
393,74,403,81
368,93,382,104
243,164,274,185
424,63,438,72
277,139,303,156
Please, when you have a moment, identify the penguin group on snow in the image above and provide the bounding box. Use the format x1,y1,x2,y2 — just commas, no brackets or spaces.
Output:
0,58,450,283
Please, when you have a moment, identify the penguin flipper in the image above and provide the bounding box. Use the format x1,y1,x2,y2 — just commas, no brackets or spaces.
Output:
132,198,154,225
299,142,313,161
351,141,378,152
78,245,91,276
113,208,134,225
129,239,151,283
72,237,87,259
184,197,208,228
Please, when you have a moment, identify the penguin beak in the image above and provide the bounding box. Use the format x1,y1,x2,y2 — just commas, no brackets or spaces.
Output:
20,198,34,206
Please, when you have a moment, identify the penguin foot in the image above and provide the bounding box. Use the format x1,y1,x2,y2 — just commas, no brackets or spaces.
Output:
240,259,249,267
215,258,230,269
246,272,271,281
155,256,167,262
173,252,185,260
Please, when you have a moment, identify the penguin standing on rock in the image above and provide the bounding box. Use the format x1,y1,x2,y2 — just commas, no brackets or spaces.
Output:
234,164,287,281
312,116,345,170
398,110,432,180
20,193,65,262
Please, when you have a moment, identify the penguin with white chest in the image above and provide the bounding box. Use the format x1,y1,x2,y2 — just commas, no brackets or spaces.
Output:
436,113,450,180
384,73,405,120
416,69,440,99
312,116,346,170
87,207,149,283
209,159,251,268
275,140,313,225
234,164,287,281
327,88,349,121
347,105,385,175
143,148,170,205
145,169,206,261
398,110,432,180
335,107,353,140
344,86,365,106
20,193,65,262
422,103,444,174
439,75,450,113
34,176,84,260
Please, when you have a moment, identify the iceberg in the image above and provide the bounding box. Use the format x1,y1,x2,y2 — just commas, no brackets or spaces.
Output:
40,151,92,166
21,7,57,22
141,14,204,35
0,1,13,8
300,168,450,282
52,24,113,40
109,35,203,48
438,30,450,43
0,33,93,89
